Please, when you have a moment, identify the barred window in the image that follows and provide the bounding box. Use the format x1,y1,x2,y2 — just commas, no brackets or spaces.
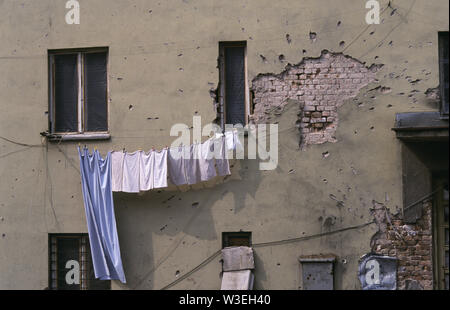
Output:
48,234,110,290
222,231,252,248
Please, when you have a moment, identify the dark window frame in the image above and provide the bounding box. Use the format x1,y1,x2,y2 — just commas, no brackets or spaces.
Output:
222,231,252,248
438,32,449,118
48,47,109,137
48,233,111,290
218,41,249,129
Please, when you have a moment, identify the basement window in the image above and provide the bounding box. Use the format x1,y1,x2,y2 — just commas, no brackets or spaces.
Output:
439,32,449,117
48,48,109,140
218,42,249,129
222,231,252,248
48,234,111,290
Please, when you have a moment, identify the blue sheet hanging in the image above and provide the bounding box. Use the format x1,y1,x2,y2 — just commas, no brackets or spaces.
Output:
78,147,126,283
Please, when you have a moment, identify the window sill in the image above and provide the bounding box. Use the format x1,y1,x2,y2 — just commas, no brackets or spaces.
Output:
43,132,111,142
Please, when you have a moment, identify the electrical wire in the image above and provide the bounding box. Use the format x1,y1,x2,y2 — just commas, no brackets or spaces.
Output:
160,220,375,290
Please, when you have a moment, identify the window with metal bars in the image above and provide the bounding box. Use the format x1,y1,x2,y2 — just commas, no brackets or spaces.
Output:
222,231,252,248
48,48,108,136
48,234,111,290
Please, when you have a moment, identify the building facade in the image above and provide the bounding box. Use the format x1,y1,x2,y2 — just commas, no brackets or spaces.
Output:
0,0,448,290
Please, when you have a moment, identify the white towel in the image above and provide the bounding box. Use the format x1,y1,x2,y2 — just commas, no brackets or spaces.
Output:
185,144,201,185
168,146,188,186
111,151,124,192
139,150,154,191
214,137,231,176
122,151,141,193
198,139,217,182
225,131,235,151
153,149,168,189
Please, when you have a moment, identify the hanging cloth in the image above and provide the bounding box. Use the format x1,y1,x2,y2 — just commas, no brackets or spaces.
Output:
184,143,202,185
78,147,126,283
139,150,155,191
122,151,141,193
214,136,231,176
111,151,124,192
153,149,168,189
198,139,217,182
168,146,188,186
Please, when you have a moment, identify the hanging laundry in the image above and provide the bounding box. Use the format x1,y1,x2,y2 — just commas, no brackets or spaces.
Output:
168,146,188,186
139,150,154,191
184,143,202,185
153,149,168,189
78,147,126,283
224,129,244,152
214,137,231,176
198,139,217,182
122,151,141,193
225,130,235,151
111,151,124,192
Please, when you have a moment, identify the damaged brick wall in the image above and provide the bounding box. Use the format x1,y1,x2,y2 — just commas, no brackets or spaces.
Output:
371,200,433,290
250,50,381,147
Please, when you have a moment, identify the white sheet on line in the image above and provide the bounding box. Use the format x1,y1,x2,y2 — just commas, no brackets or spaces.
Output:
111,151,124,192
198,139,217,182
122,151,141,193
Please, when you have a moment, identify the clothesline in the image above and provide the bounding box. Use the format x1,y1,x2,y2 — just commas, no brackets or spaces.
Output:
77,129,243,154
109,130,242,193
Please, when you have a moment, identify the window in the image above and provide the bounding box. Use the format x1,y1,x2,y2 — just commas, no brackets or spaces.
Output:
218,42,249,128
439,32,449,117
433,179,449,290
48,234,110,290
48,48,109,137
222,231,252,248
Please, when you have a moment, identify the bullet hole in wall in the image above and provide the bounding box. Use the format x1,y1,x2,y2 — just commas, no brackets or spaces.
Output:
286,34,292,44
